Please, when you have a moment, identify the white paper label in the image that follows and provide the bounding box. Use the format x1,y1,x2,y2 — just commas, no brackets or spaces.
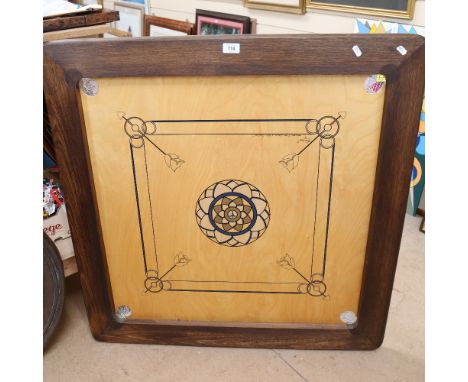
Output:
396,45,408,55
352,45,362,57
223,43,240,54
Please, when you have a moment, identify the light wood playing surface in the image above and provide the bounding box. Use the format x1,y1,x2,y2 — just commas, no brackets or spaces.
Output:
79,75,386,326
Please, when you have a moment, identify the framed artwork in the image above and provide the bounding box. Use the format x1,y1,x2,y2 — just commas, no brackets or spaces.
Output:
195,9,251,35
244,0,306,15
43,34,424,349
114,1,144,37
144,15,195,37
308,0,416,20
120,0,150,15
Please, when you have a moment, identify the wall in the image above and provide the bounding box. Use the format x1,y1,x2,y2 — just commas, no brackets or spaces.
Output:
125,0,426,34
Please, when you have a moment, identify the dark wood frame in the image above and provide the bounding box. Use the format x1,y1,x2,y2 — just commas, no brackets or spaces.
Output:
195,9,251,35
43,9,120,33
143,15,195,37
43,34,424,349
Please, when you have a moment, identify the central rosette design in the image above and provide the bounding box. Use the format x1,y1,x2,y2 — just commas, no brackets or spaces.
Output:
195,180,270,247
209,192,256,235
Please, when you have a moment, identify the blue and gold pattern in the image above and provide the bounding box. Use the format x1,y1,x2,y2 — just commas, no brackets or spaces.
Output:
196,180,270,247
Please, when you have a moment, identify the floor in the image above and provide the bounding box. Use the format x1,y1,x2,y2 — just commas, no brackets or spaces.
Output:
44,215,424,382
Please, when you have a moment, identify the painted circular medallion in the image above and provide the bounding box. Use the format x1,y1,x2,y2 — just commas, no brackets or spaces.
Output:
195,180,270,247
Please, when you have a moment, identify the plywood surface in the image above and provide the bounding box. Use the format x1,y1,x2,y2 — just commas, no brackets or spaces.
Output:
80,75,385,325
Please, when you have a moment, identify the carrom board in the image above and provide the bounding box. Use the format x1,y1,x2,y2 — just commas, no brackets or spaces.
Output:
44,34,424,349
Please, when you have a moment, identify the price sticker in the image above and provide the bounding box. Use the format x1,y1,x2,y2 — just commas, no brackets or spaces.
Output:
223,43,240,54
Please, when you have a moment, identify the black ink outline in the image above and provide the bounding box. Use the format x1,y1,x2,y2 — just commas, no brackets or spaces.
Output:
196,180,270,247
123,113,342,297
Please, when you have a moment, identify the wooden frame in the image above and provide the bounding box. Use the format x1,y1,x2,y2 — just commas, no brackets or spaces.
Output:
43,34,424,349
307,0,417,20
43,9,119,33
195,9,251,35
143,15,195,37
114,1,145,37
244,0,306,15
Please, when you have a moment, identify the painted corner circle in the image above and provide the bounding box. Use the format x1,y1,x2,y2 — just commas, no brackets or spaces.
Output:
195,179,270,247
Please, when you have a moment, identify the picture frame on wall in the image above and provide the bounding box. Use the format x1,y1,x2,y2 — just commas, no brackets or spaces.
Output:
119,0,150,15
144,15,195,37
114,1,145,37
195,9,251,35
307,0,416,20
244,0,306,15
